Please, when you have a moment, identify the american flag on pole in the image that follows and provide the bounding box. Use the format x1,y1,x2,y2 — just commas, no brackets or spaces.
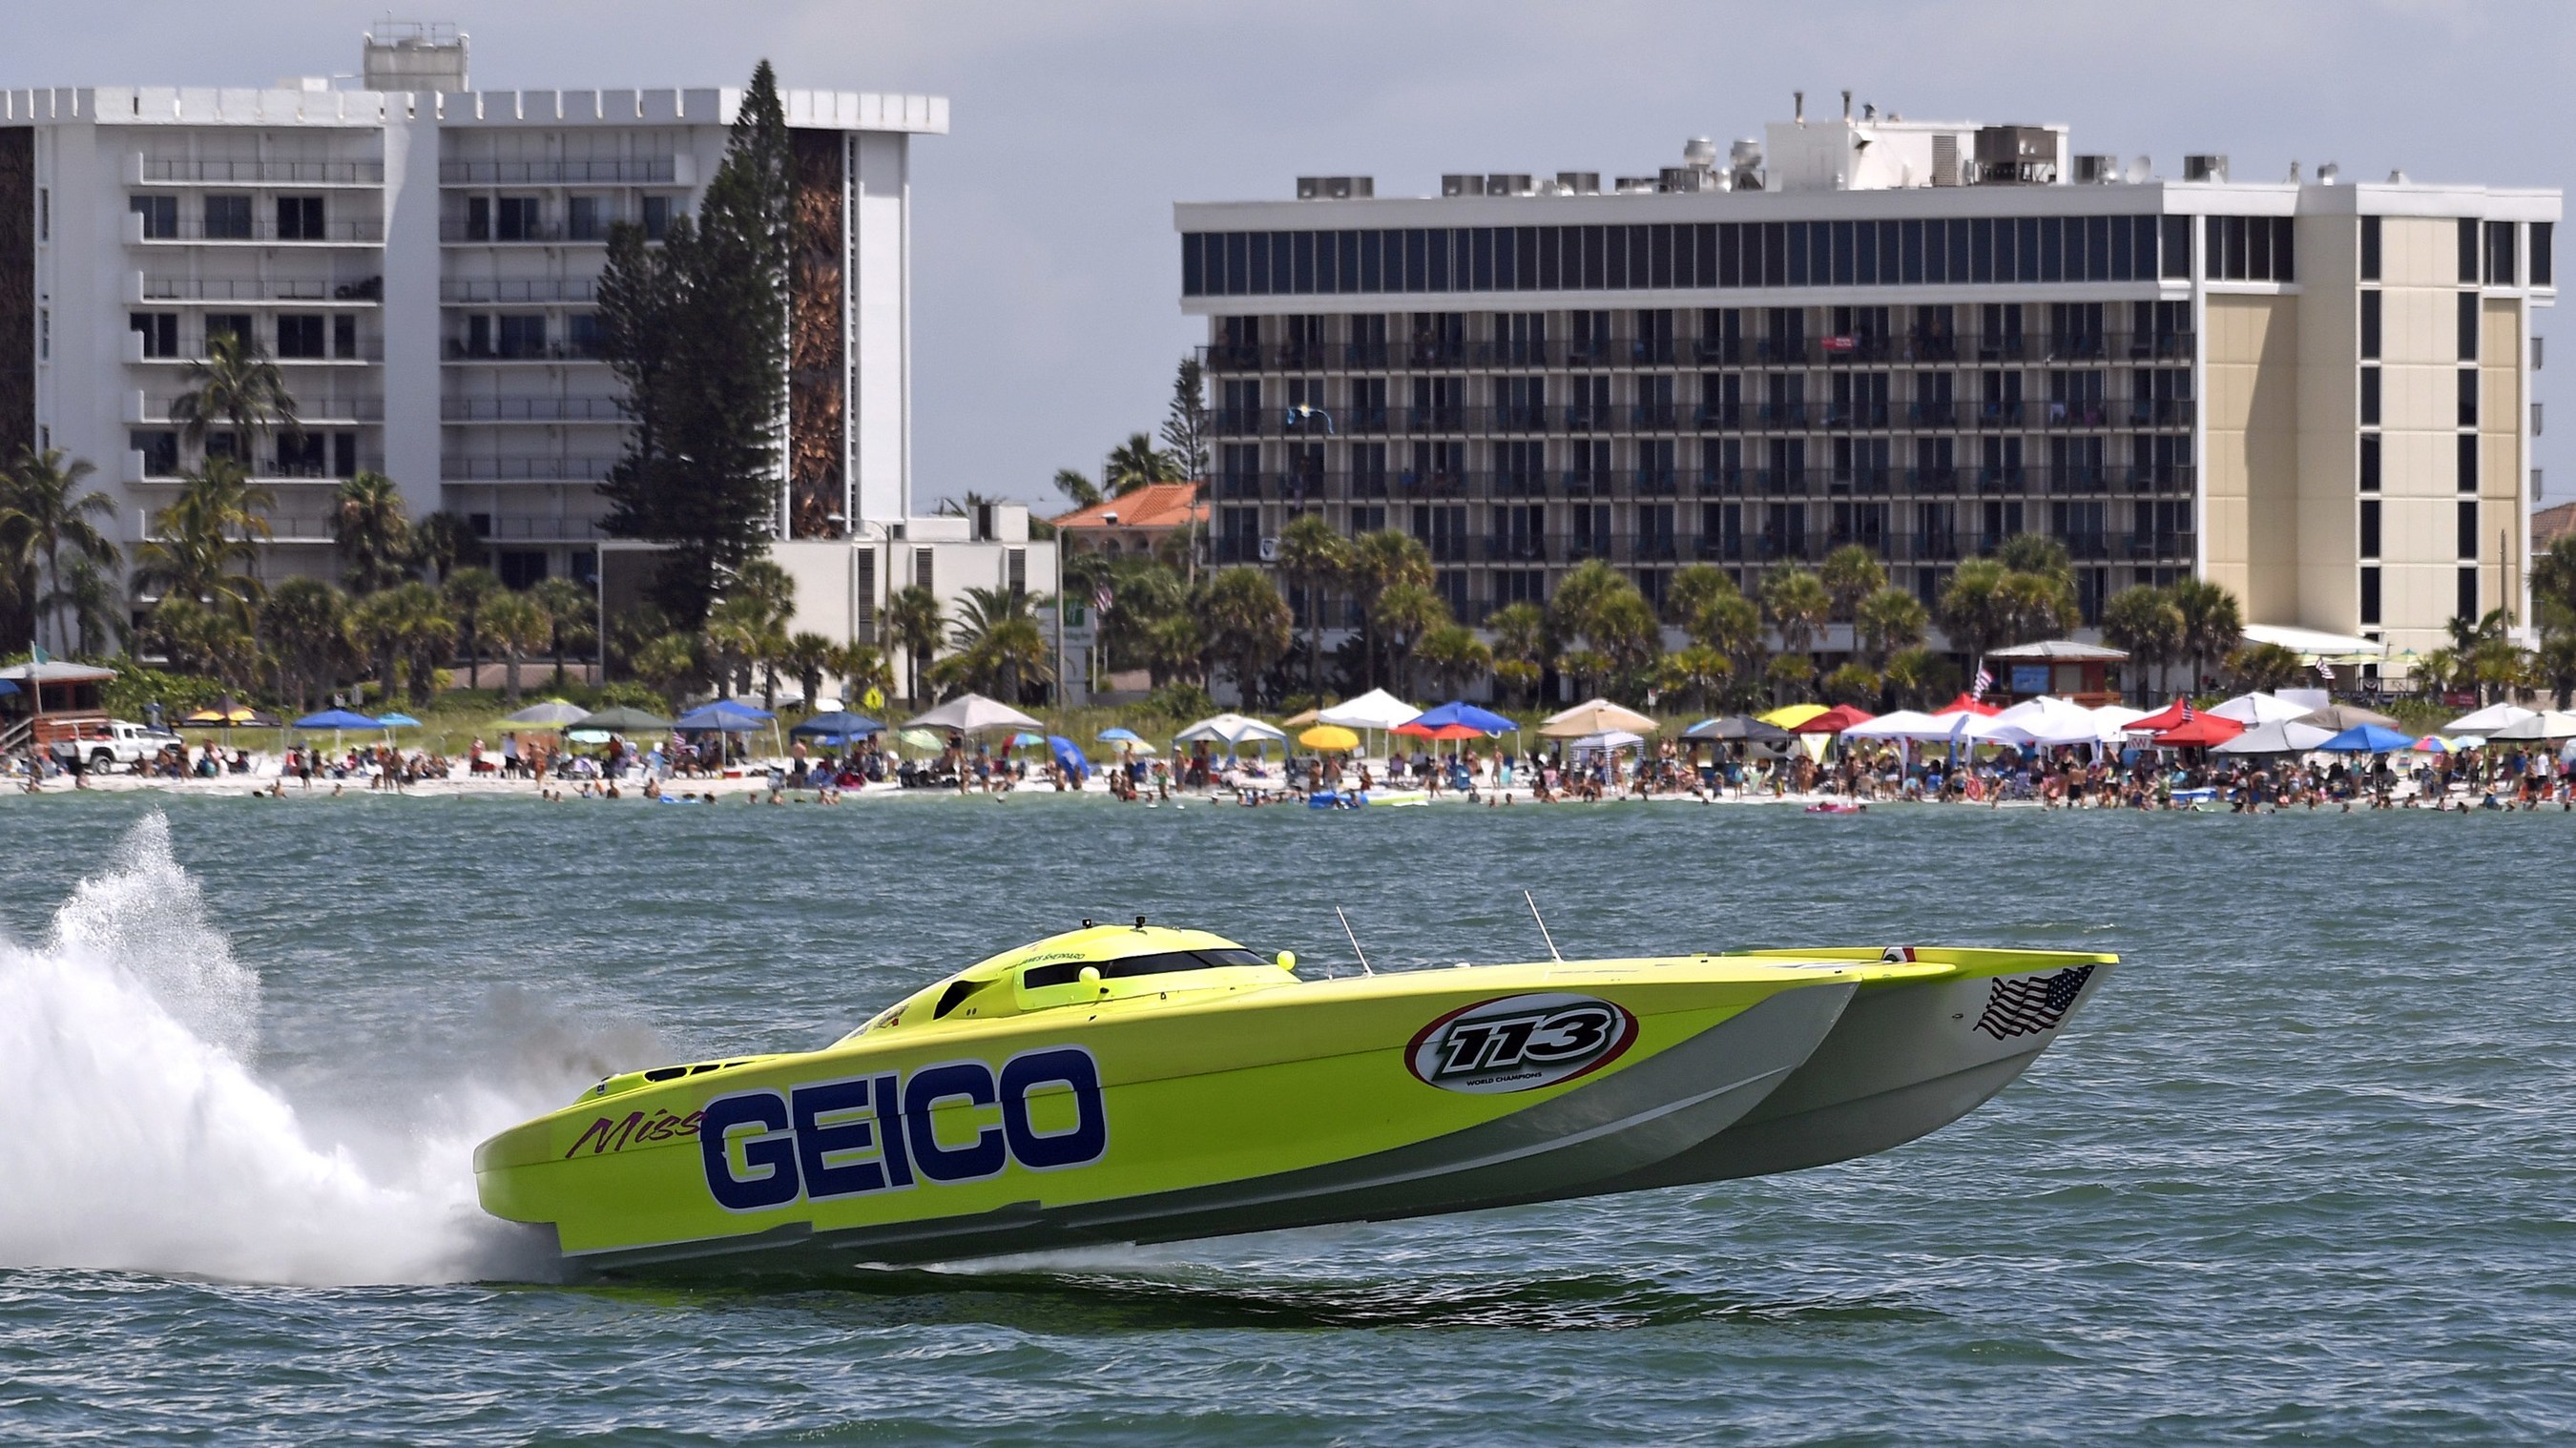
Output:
1974,965,2097,1040
1093,583,1113,616
1971,665,1992,701
2180,700,2194,723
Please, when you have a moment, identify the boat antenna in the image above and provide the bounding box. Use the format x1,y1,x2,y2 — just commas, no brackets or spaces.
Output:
1525,891,1564,963
1336,906,1376,976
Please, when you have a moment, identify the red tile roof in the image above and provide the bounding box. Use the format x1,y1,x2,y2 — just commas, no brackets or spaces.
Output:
2536,501,2576,550
1050,482,1207,532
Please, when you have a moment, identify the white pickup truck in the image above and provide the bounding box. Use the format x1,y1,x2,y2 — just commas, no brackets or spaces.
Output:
56,719,183,772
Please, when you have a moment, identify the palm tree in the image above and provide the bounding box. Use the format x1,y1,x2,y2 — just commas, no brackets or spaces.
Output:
1104,433,1182,496
1198,566,1292,708
946,585,1055,702
1664,644,1733,713
479,589,551,706
828,642,894,708
1854,586,1928,668
2100,585,2186,702
1487,600,1548,706
54,558,124,657
2225,641,2306,693
442,567,502,691
133,456,270,625
1350,529,1432,689
633,631,702,710
1579,584,1662,698
0,446,120,654
1882,646,1955,708
1996,531,2075,582
142,595,260,686
332,470,412,595
1371,580,1450,697
1547,558,1629,661
784,631,838,708
1415,622,1492,701
260,576,348,713
1141,610,1208,690
1686,589,1763,680
1276,513,1352,704
1818,545,1886,623
381,581,457,706
1051,466,1104,509
886,584,945,704
410,509,477,584
1760,568,1831,657
169,330,300,465
1937,558,2012,684
2169,577,2244,695
530,575,594,687
1995,569,2077,648
1666,564,1740,629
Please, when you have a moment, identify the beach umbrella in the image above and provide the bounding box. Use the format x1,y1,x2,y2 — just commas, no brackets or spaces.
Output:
1407,700,1515,734
375,712,423,729
2211,719,2337,755
674,702,767,733
1279,706,1326,729
2299,703,2400,732
500,698,592,728
1755,702,1830,730
2412,734,2456,754
2125,698,2200,733
1298,724,1361,751
2444,702,2537,734
1935,692,2003,716
2209,692,2312,725
1683,714,1792,743
583,705,675,733
1790,703,1875,734
1048,734,1091,784
294,709,380,730
1541,699,1658,738
1841,709,1960,740
2151,714,2246,748
1990,696,2119,746
789,710,882,742
2483,710,2576,742
2317,723,2418,754
897,728,945,752
906,693,1041,734
1097,726,1147,744
1008,731,1048,748
181,702,271,726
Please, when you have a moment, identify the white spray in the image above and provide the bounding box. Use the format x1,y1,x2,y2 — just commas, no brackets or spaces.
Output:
0,815,623,1286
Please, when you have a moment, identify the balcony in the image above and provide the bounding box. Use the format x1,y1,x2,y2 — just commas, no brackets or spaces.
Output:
2124,529,2196,560
132,216,384,244
439,221,608,244
443,456,618,482
441,279,601,304
138,157,384,186
133,392,383,424
1211,535,1266,565
444,339,604,362
443,397,626,422
138,276,382,303
1484,534,1552,563
477,516,611,542
1630,403,1681,431
440,158,680,185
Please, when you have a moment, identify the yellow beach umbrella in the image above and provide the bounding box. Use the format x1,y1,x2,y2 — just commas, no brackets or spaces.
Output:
1757,702,1831,730
1298,724,1360,751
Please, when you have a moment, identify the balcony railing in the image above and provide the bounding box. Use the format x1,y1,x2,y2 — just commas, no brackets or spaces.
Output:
439,221,612,243
444,339,604,362
476,515,611,541
443,397,626,422
439,158,677,184
141,158,384,185
440,279,602,303
138,394,384,423
442,456,618,481
1201,330,2199,375
136,217,384,243
140,276,382,302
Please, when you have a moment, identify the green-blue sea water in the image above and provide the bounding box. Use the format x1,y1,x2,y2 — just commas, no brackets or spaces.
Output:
2,793,2572,1445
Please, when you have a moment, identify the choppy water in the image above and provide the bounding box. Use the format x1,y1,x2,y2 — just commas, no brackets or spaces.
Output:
1,794,2571,1444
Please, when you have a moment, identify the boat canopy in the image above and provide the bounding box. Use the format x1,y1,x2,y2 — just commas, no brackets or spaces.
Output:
850,923,1295,1040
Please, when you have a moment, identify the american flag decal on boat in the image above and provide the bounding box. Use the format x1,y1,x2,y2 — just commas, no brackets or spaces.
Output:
1973,965,2096,1039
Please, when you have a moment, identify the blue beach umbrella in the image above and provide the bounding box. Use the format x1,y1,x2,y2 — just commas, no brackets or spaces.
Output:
294,709,380,730
1008,731,1048,748
675,703,767,733
1049,734,1091,784
1409,700,1514,734
1097,726,1145,745
2319,723,2419,754
375,712,422,729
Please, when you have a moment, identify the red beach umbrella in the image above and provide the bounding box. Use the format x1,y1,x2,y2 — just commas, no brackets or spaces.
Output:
1793,703,1878,734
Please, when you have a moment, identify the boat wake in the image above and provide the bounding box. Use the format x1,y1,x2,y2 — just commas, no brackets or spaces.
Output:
0,815,626,1287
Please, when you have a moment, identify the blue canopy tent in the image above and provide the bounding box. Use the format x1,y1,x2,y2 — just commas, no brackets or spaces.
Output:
294,709,379,730
790,710,883,747
1409,700,1514,734
676,697,780,766
2318,723,2419,755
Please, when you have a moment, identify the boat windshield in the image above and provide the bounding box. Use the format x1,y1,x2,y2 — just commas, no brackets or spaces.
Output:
1020,948,1270,991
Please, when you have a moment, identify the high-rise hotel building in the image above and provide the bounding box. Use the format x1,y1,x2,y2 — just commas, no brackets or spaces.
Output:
1175,101,2558,666
1,26,1046,658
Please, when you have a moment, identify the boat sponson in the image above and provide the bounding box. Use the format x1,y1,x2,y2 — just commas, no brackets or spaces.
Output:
568,981,1858,1273
1590,962,2118,1191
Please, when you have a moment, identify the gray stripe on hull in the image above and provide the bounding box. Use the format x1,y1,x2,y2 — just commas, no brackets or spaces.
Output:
571,982,1856,1273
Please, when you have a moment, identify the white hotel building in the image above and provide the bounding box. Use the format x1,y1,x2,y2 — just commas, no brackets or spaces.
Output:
1176,98,2559,672
0,25,1048,662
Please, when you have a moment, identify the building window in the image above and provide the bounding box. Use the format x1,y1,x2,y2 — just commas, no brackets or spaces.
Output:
130,430,179,476
2533,222,2554,287
276,315,325,359
496,196,542,241
2485,220,2518,285
130,194,178,238
2459,217,2480,283
2203,216,2296,282
275,196,324,240
2161,215,2192,280
2458,566,2479,621
497,315,547,359
2459,433,2479,492
2359,566,2381,626
2458,368,2479,428
1007,548,1028,597
2358,499,2381,559
2358,434,2380,492
37,187,48,242
130,312,178,359
567,196,605,241
334,315,358,359
568,313,603,358
203,195,253,239
2359,216,2381,280
2359,366,2380,426
206,313,252,350
2458,499,2479,559
641,196,674,241
334,432,358,478
914,549,934,591
2459,290,2481,362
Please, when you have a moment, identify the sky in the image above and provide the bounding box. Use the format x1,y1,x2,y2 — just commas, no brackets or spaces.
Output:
10,0,2574,514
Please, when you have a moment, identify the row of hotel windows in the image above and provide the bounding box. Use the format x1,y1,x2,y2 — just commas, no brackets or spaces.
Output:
1183,215,2199,297
129,191,685,243
2354,562,2485,629
130,428,364,478
1218,434,2194,483
1217,366,2193,427
2368,217,2552,288
2354,435,2487,495
2355,371,2484,430
1226,499,2192,544
132,193,349,241
2355,499,2486,563
455,194,680,242
2357,289,2497,362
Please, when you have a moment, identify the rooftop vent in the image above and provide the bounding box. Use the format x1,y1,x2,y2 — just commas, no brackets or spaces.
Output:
1971,125,2058,185
1613,176,1659,195
2074,154,2118,184
1659,167,1719,194
1441,174,1485,197
1555,171,1601,195
362,20,469,93
1485,173,1536,197
1682,136,1718,169
1728,138,1764,193
2185,154,2229,183
1295,176,1374,199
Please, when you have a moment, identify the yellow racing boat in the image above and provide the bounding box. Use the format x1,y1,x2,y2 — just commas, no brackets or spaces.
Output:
474,922,2114,1272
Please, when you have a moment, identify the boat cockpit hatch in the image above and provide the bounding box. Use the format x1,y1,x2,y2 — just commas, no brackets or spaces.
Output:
1020,948,1272,991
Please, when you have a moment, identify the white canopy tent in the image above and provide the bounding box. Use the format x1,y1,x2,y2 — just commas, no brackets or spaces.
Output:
1841,709,1965,740
1988,695,2120,746
1174,713,1288,747
1315,689,1422,731
904,693,1044,734
2212,719,2338,755
2241,623,2387,663
2090,703,2151,731
2209,692,2313,725
2445,702,2539,734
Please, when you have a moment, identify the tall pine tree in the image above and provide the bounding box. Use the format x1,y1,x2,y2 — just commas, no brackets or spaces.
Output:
598,61,791,627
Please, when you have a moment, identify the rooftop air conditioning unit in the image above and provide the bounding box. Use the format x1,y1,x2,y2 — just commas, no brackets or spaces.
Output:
1257,536,1279,563
1614,176,1658,194
2074,154,2118,184
1555,170,1601,195
2185,154,2229,183
1659,167,1717,193
1441,174,1486,197
1296,175,1374,199
1971,125,2058,185
1485,173,1535,196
